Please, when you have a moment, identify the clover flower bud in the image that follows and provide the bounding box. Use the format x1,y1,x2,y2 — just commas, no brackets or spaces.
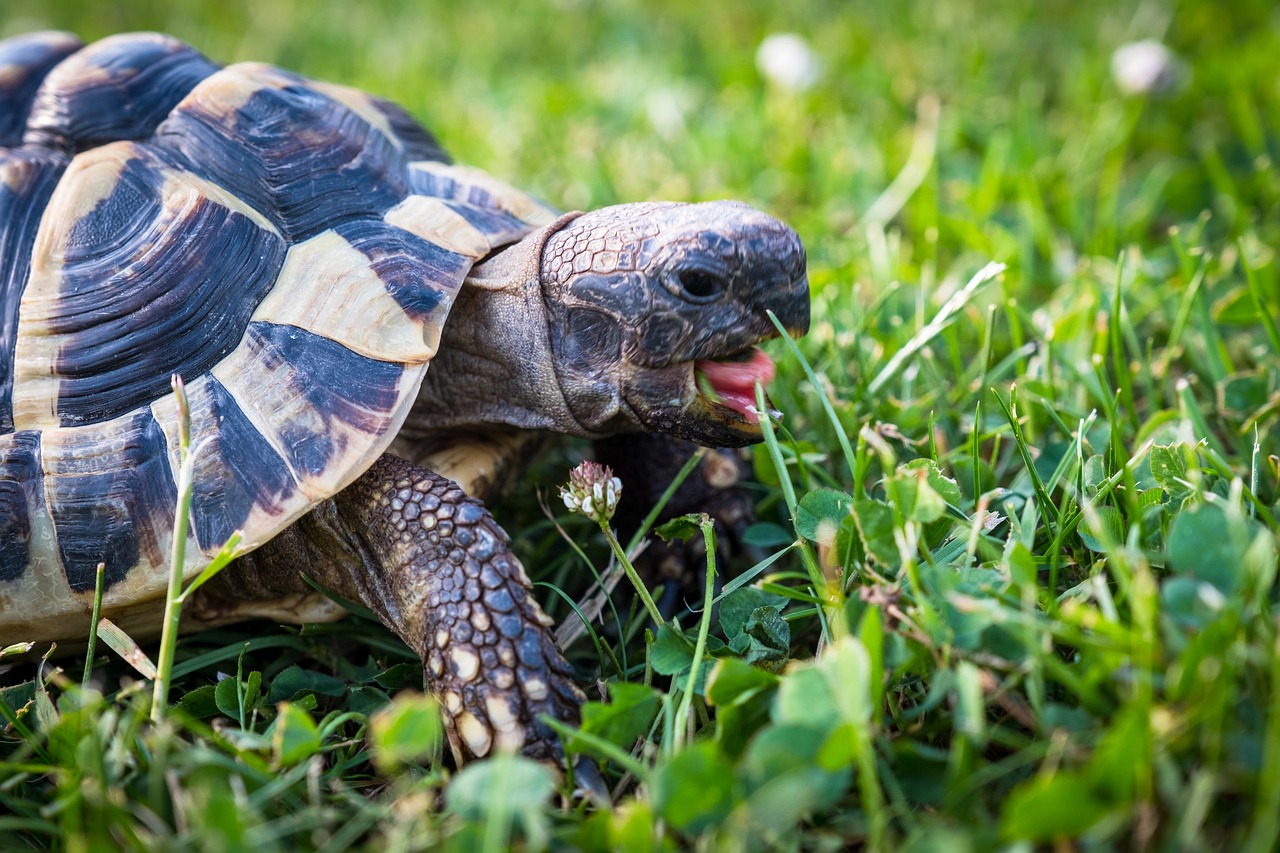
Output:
1111,39,1181,96
559,461,623,526
756,33,822,93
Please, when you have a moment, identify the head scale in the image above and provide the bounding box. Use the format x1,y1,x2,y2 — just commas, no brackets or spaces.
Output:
538,200,809,446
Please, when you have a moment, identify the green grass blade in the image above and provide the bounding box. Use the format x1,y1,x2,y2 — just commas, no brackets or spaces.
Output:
992,384,1060,527
176,532,245,604
868,262,1006,398
1240,241,1280,357
82,562,105,688
768,310,858,482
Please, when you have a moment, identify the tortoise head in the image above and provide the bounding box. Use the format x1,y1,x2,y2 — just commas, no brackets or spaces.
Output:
537,201,809,446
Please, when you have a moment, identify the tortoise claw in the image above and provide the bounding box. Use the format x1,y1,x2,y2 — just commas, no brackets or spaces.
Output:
570,755,610,806
288,455,589,767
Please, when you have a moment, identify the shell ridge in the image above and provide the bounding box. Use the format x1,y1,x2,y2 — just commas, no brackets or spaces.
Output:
0,149,69,435
23,32,220,153
0,32,84,146
0,31,565,637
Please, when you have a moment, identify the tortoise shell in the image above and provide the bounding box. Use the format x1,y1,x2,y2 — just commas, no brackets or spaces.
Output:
0,32,556,642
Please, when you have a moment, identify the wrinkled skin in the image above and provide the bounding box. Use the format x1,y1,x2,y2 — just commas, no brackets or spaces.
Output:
219,200,809,772
400,201,809,447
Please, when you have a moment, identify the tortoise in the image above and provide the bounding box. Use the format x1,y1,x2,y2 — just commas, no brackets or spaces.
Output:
0,31,809,767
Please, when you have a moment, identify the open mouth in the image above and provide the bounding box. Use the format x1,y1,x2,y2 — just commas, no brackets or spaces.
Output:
693,346,777,425
625,344,782,448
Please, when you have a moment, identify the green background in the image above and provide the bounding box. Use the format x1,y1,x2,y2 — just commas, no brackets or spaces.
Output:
4,2,1280,850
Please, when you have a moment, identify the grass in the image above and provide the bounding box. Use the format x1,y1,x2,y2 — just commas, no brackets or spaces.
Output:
3,0,1280,849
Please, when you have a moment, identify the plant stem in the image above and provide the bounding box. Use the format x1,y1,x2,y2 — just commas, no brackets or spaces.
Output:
624,447,707,554
151,375,195,723
602,525,665,628
672,516,717,750
82,562,105,689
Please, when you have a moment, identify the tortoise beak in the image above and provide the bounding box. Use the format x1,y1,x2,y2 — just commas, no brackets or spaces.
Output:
539,200,809,445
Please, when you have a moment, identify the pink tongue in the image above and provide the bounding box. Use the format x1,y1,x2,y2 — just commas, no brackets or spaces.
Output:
695,347,776,422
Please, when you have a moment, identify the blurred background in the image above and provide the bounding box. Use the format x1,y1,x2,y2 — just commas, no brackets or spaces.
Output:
5,7,1280,847
9,0,1280,299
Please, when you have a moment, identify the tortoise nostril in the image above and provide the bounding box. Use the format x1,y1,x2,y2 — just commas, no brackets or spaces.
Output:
677,268,725,301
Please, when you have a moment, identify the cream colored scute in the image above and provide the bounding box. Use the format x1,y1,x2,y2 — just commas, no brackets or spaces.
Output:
10,142,281,433
171,62,294,119
0,438,71,645
384,194,494,258
149,374,303,558
24,32,147,92
0,409,202,646
163,167,279,236
252,230,441,363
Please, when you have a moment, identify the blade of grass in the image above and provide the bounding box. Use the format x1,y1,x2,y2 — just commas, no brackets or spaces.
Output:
624,447,707,554
754,381,838,639
541,717,650,783
152,374,197,722
96,619,158,680
857,95,940,230
82,562,105,688
868,262,1005,398
768,310,857,482
176,533,245,604
1109,250,1140,432
670,516,717,754
1244,628,1280,853
1240,241,1280,356
992,384,1060,527
710,542,797,604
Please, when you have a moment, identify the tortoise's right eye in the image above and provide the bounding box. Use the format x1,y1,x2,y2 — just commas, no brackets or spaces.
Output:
675,268,726,302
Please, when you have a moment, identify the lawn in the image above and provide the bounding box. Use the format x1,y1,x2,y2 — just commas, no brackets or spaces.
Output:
2,0,1279,849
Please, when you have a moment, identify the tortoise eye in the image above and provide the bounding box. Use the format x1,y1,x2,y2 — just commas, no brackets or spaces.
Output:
676,268,726,302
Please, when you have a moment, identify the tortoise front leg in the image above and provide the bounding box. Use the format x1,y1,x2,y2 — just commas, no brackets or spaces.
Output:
241,454,584,764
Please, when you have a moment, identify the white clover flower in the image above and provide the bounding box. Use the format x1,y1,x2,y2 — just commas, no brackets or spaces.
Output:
645,86,691,139
756,33,822,93
560,460,622,526
1110,39,1181,96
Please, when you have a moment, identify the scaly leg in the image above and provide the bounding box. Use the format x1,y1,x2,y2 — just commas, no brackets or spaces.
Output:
232,453,584,764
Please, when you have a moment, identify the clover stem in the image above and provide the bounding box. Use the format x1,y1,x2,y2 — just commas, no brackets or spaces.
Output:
600,523,666,628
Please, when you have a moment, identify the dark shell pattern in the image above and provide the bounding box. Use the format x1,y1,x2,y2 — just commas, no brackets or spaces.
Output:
0,32,555,641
